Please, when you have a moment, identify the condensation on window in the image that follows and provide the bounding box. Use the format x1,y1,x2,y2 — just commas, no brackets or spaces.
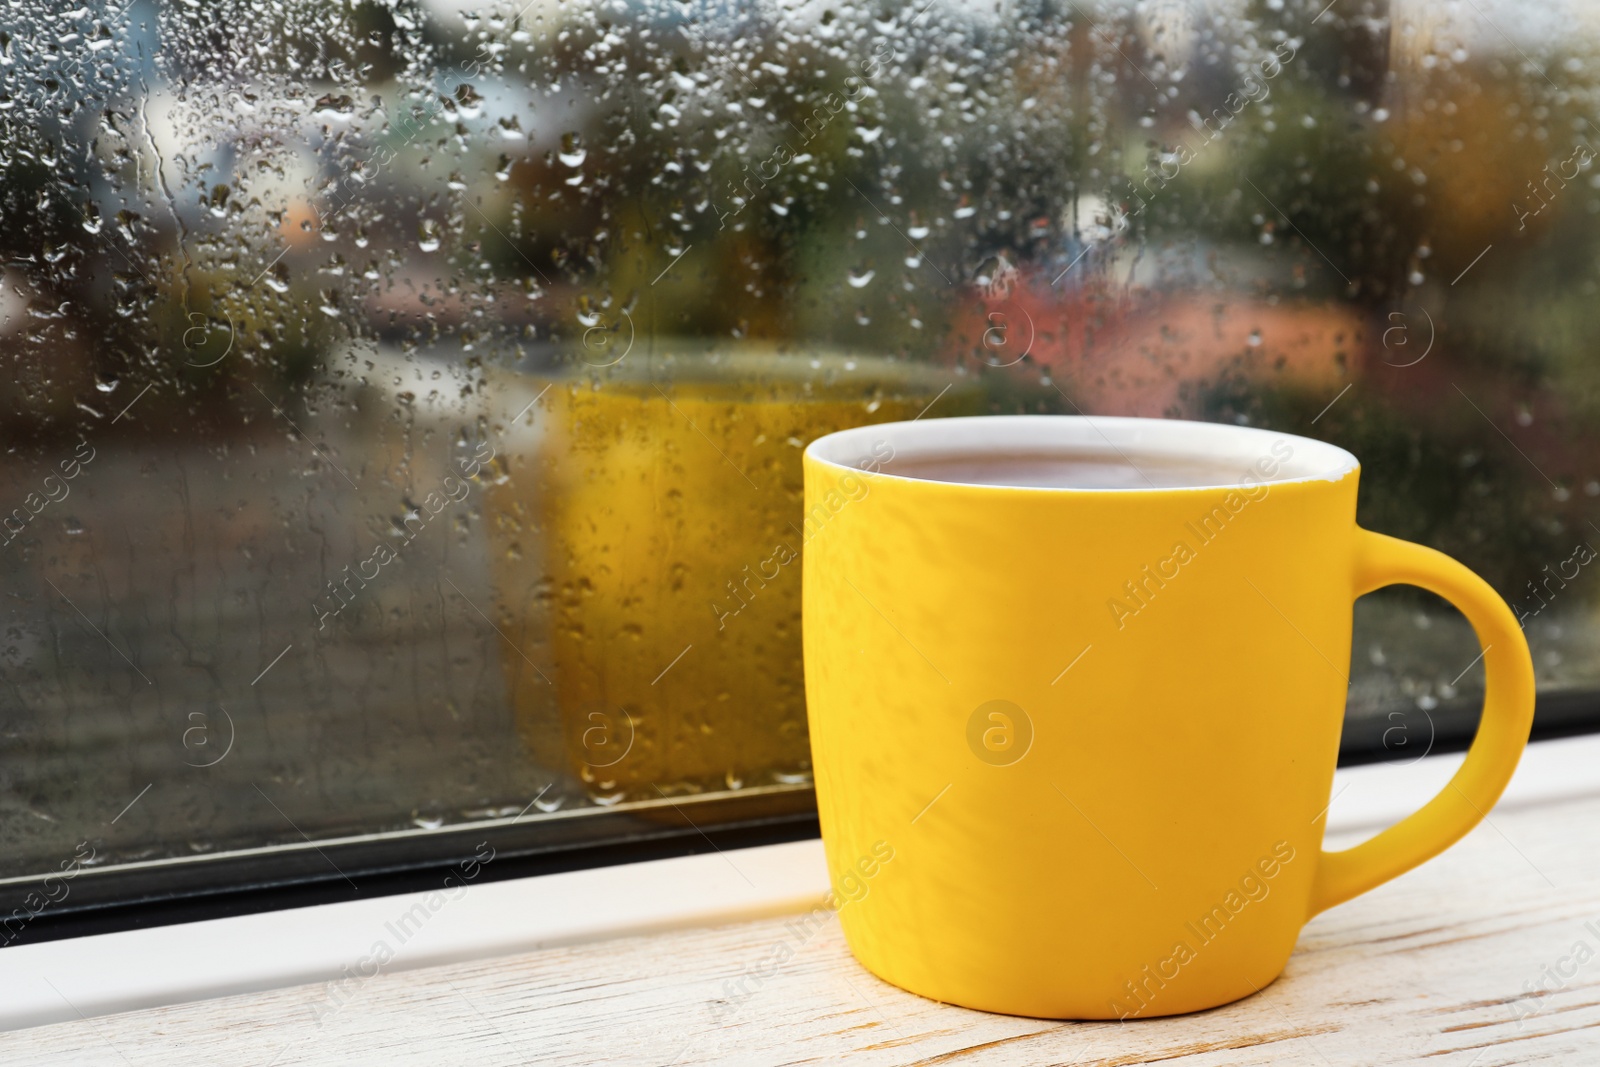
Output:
1,0,1596,878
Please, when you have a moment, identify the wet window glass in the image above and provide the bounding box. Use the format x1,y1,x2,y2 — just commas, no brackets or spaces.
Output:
2,0,1596,893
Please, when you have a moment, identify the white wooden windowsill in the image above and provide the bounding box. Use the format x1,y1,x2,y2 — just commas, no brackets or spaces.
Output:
4,734,1600,1063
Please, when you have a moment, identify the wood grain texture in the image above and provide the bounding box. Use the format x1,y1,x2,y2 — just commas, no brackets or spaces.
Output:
7,791,1600,1066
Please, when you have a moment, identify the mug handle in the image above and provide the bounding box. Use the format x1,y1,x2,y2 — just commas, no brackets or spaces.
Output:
1308,529,1537,916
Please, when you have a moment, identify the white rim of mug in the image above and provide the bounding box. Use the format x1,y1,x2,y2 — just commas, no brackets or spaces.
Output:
804,414,1361,495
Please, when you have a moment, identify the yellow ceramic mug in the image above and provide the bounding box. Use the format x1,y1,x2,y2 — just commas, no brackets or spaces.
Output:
802,415,1535,1019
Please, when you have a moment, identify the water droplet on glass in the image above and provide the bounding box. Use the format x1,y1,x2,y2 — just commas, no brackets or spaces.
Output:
559,132,586,168
313,93,355,117
453,83,484,119
418,219,441,253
